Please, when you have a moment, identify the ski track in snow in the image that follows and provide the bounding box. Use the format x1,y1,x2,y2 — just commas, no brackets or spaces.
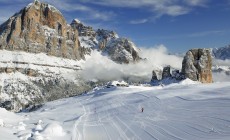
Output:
1,82,230,140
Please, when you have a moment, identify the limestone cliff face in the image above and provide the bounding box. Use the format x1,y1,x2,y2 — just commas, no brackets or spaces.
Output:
71,19,141,64
0,1,86,60
182,49,212,83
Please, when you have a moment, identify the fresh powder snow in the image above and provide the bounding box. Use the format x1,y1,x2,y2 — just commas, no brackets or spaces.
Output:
1,80,230,140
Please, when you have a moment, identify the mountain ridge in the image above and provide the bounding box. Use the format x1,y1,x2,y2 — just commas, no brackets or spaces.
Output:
0,0,140,64
212,45,230,60
0,0,141,111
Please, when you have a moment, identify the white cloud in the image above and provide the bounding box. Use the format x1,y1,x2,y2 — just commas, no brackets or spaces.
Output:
211,59,230,82
0,0,211,24
213,59,230,67
41,0,116,21
0,0,116,24
130,19,148,24
80,45,183,82
154,5,190,17
213,72,230,82
80,0,210,23
188,30,227,37
183,0,208,6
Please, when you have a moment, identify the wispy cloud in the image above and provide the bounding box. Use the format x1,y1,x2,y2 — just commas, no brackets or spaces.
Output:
0,0,116,24
133,30,230,42
188,30,228,37
130,19,148,24
41,0,116,21
153,5,190,17
183,0,208,6
80,0,210,23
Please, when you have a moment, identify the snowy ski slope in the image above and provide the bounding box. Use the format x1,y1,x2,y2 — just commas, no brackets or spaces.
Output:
1,80,230,140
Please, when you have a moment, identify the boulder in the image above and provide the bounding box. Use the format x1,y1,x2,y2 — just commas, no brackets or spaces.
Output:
172,70,183,80
162,66,171,79
151,70,158,82
5,67,15,73
182,49,212,83
26,68,37,77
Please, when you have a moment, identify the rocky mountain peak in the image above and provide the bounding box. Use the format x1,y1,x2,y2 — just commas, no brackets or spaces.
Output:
0,1,87,60
72,18,81,24
182,48,212,83
71,20,141,63
212,45,230,60
0,0,141,64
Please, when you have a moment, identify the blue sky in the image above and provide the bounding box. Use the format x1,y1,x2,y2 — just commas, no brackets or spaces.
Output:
0,0,230,53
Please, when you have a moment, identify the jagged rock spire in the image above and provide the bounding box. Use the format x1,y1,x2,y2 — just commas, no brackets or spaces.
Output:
181,49,212,83
34,0,40,4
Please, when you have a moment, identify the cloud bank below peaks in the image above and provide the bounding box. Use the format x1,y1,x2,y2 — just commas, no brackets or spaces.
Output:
80,45,183,82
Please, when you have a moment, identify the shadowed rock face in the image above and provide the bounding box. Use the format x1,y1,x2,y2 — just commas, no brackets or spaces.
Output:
0,1,87,60
182,49,212,83
71,20,141,64
162,66,171,79
151,70,158,82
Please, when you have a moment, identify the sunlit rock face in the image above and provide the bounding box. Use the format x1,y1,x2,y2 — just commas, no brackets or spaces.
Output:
0,0,86,60
182,49,212,83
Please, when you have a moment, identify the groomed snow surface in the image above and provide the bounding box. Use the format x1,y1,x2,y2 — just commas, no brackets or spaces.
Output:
1,80,230,140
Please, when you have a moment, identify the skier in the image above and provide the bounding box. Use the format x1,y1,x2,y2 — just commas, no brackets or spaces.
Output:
141,107,144,113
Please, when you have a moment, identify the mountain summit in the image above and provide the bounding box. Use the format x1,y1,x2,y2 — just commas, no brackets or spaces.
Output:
0,0,141,111
0,0,87,60
0,0,140,63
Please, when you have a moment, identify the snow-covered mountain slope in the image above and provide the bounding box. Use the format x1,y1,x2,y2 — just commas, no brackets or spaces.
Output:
0,0,142,112
212,45,230,60
1,80,230,140
0,50,83,73
0,50,92,112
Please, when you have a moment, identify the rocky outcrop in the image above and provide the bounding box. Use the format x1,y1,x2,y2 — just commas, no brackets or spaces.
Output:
182,49,212,83
71,19,96,37
71,20,141,64
151,70,158,82
162,66,171,79
172,70,183,80
0,0,86,60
